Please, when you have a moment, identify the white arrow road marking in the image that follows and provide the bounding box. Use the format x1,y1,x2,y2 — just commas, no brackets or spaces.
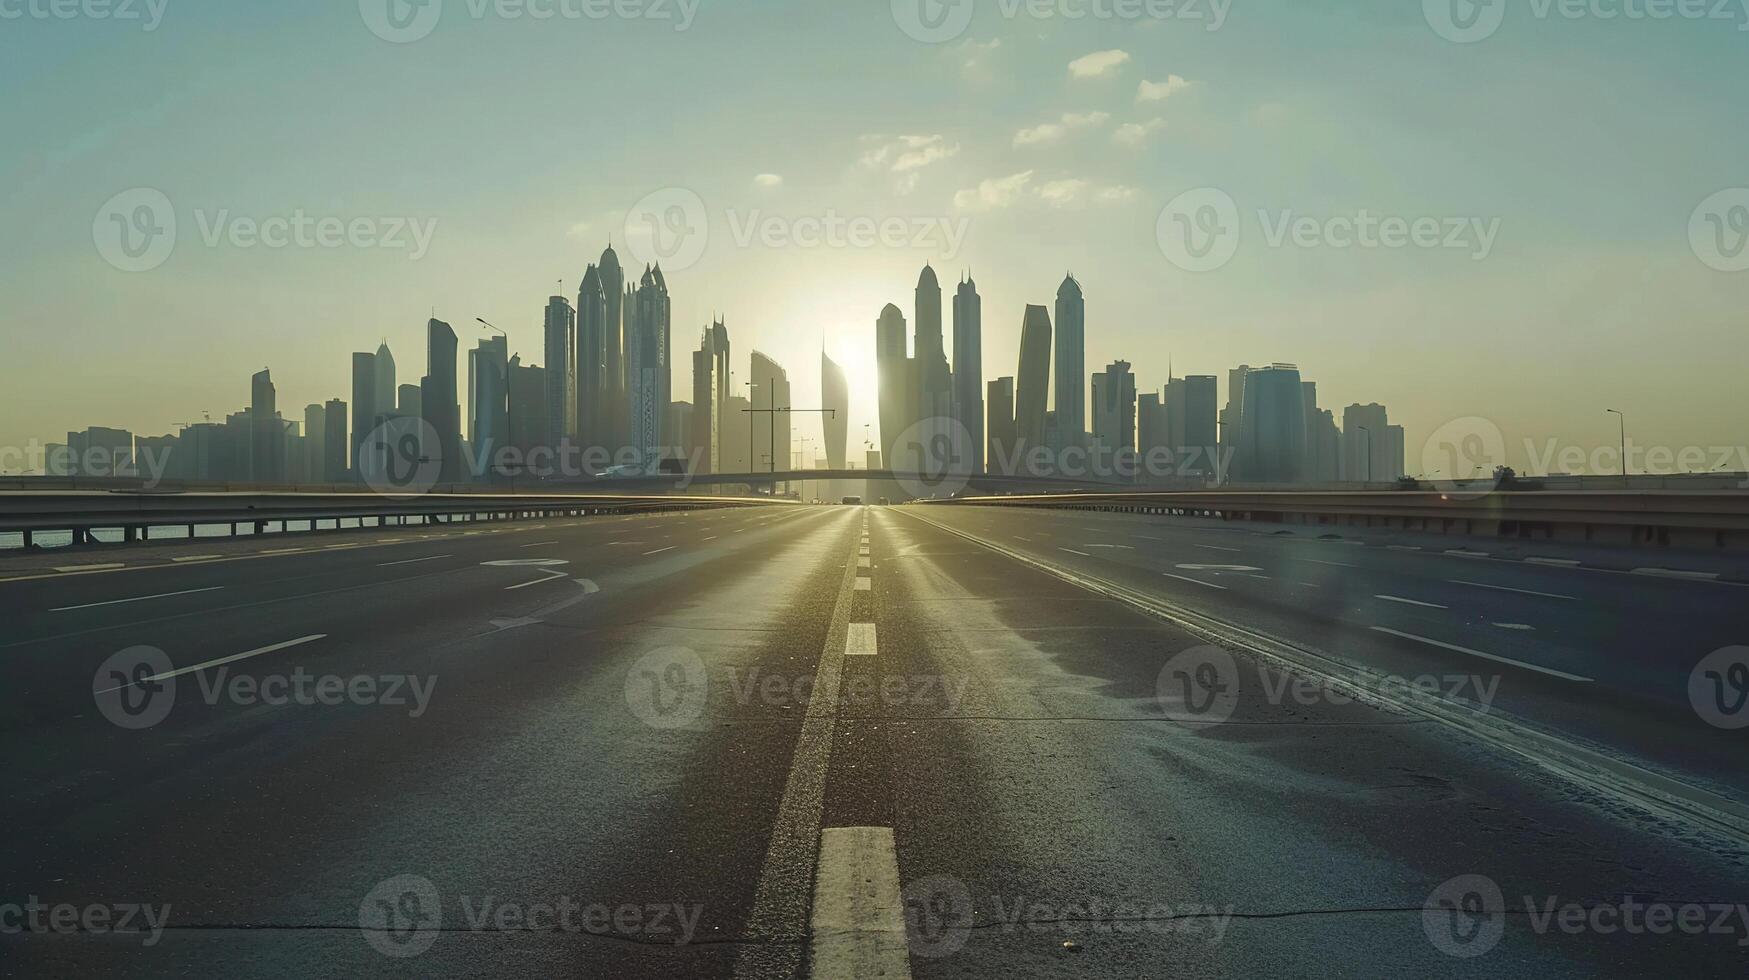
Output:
489,579,601,632
505,569,569,591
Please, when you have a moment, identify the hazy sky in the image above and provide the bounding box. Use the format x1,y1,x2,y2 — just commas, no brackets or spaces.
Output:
3,0,1746,475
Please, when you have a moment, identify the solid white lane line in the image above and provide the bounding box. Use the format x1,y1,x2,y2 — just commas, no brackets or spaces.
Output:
644,546,677,556
170,555,223,563
52,586,224,612
846,623,877,656
1014,535,1032,542
54,563,125,572
1059,547,1091,557
1295,558,1356,568
1525,557,1581,567
1194,544,1242,553
96,635,328,693
855,578,872,591
520,540,559,548
1370,627,1592,682
1163,572,1227,591
809,827,912,980
1446,550,1490,558
1085,544,1134,550
1386,545,1422,552
1375,595,1448,609
1632,568,1721,581
377,554,453,567
1449,580,1577,601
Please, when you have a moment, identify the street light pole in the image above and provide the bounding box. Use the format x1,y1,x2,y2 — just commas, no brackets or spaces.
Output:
1606,408,1627,482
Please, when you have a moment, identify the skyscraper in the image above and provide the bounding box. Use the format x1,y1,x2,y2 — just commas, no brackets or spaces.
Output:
1053,275,1085,446
398,383,422,420
628,264,671,464
374,342,397,424
422,318,460,483
913,264,953,428
1091,360,1137,453
598,244,626,450
250,369,283,483
304,403,326,483
1237,364,1307,484
952,274,983,472
750,350,790,474
544,294,575,452
507,356,547,458
822,348,849,471
576,264,605,449
350,351,377,472
987,377,1016,474
469,334,509,461
1342,403,1391,483
322,399,348,483
1015,305,1052,453
1179,375,1219,480
876,302,911,467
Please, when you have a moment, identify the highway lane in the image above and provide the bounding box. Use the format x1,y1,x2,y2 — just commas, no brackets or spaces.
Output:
2,502,1747,977
916,504,1749,803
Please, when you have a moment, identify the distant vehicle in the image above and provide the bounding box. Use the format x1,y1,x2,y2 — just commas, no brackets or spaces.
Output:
877,497,891,506
841,496,863,505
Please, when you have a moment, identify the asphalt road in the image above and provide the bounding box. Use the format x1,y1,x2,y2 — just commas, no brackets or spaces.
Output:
1,503,1745,977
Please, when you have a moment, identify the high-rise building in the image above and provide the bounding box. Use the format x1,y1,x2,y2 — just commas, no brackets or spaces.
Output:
66,427,135,478
1221,364,1251,468
1138,391,1166,458
952,274,983,472
507,356,547,458
1342,403,1391,483
422,318,461,483
576,264,605,448
1053,275,1085,445
1014,305,1052,453
1237,364,1307,483
875,302,911,468
543,294,575,452
750,350,790,475
1386,425,1406,481
667,402,694,461
322,399,348,482
1179,375,1219,479
398,383,422,420
722,394,752,474
914,264,953,428
599,244,626,451
350,351,377,473
986,377,1016,474
1309,408,1342,483
1091,360,1137,453
627,265,672,464
304,403,326,483
691,323,727,474
469,334,509,461
250,368,284,483
374,342,397,424
821,348,849,471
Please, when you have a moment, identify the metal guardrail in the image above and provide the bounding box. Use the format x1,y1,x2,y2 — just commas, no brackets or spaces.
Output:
0,491,777,548
928,490,1749,550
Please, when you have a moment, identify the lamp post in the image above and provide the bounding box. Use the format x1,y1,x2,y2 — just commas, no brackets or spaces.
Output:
1606,408,1627,483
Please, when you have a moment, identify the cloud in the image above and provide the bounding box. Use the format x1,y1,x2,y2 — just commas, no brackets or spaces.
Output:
753,173,783,188
1137,75,1194,103
1037,179,1089,207
1094,185,1138,204
1014,111,1111,147
1068,49,1130,78
1113,118,1166,145
953,171,1035,211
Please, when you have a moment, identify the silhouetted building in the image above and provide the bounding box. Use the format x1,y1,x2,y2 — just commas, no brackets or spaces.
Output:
374,342,397,424
1343,403,1394,483
876,303,911,467
1237,364,1307,483
987,377,1016,474
576,264,605,448
544,295,575,452
692,331,722,474
250,369,285,483
1054,275,1085,446
304,404,326,483
952,273,983,472
822,348,849,471
914,264,953,428
322,399,348,482
423,318,461,483
398,383,422,420
507,356,547,460
351,351,378,473
1092,360,1137,453
750,350,790,474
628,264,672,463
1015,305,1052,453
469,334,509,465
599,245,626,450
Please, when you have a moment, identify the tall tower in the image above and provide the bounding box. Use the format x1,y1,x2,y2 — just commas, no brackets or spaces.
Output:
374,342,397,424
822,348,849,471
544,294,575,452
913,264,952,428
875,302,910,467
1015,305,1053,452
423,318,460,483
952,273,983,471
576,264,605,448
350,351,377,473
1053,275,1085,446
598,244,626,449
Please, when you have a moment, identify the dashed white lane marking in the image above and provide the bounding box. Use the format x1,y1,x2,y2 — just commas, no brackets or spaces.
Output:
1446,550,1490,558
96,634,328,693
704,536,719,541
1495,623,1535,631
1386,545,1423,552
1526,557,1581,567
809,827,912,980
1084,544,1134,550
855,579,872,591
858,557,872,569
1450,580,1577,601
1295,557,1356,568
1014,535,1032,542
1632,568,1721,581
52,586,225,612
846,623,877,656
1370,626,1592,682
54,563,126,572
1058,547,1092,557
170,555,223,563
1375,594,1448,609
377,554,453,567
1163,572,1227,590
644,546,677,556
520,540,559,548
1194,544,1242,553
